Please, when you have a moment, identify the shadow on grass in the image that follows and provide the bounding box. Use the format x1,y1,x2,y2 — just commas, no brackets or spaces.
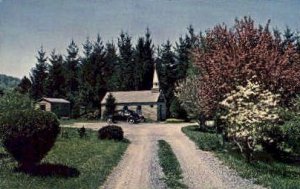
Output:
15,163,80,178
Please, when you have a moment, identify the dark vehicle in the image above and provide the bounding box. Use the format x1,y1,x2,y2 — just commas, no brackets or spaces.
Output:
109,109,145,124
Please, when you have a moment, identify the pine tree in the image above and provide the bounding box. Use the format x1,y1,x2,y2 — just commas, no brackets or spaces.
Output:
65,40,80,117
30,46,48,100
118,31,134,90
79,37,94,110
16,76,32,94
91,34,108,108
140,28,155,90
133,37,146,90
83,37,93,58
65,39,80,99
46,49,66,98
175,36,189,79
105,41,120,91
156,40,176,117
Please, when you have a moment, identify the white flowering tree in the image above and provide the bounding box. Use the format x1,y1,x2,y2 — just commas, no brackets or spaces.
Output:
220,80,280,161
175,76,202,119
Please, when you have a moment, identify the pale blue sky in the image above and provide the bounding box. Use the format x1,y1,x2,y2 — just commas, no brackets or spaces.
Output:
1,0,300,78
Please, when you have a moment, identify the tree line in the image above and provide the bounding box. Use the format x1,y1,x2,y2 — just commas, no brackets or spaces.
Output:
17,27,198,118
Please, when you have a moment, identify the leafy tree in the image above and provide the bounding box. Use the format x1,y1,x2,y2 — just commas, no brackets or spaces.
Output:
193,17,300,117
0,91,33,114
30,46,48,100
16,76,31,94
175,75,202,119
46,49,66,98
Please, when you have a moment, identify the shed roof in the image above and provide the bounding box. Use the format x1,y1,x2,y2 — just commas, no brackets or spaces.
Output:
101,90,161,105
40,97,70,104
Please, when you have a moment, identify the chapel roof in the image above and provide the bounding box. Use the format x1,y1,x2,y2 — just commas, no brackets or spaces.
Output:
101,90,161,104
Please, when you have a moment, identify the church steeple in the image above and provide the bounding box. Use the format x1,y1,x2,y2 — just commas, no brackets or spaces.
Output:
151,64,159,93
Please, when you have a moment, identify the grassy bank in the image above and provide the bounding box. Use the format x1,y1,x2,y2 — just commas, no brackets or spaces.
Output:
157,140,187,189
0,128,129,189
182,125,300,189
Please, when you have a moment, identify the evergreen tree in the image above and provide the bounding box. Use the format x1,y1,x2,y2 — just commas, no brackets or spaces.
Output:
79,35,109,111
103,93,116,119
46,49,66,98
82,37,93,58
133,37,146,90
105,41,120,91
118,31,134,90
175,25,199,78
65,40,80,117
79,37,94,110
16,76,31,94
91,34,108,108
65,40,80,94
137,28,155,90
156,40,176,117
30,46,48,100
175,36,189,79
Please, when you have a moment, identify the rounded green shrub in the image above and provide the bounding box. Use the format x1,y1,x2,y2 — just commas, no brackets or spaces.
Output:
98,125,123,141
0,110,60,170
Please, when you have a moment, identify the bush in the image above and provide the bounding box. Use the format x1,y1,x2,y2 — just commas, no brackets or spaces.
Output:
82,110,100,120
98,125,123,141
169,97,188,120
0,110,60,170
77,126,86,138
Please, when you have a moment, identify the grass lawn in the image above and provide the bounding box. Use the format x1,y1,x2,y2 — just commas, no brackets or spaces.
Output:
0,128,129,189
157,140,187,189
182,125,300,189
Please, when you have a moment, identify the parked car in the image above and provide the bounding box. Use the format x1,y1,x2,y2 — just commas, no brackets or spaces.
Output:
108,109,145,124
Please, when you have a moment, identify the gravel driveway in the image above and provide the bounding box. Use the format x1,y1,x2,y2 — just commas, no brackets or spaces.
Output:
66,122,264,189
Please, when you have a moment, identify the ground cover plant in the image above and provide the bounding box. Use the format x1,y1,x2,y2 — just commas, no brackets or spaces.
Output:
157,140,187,189
182,125,300,189
0,128,128,189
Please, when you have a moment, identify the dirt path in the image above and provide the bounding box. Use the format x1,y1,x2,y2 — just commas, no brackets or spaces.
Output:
66,122,264,189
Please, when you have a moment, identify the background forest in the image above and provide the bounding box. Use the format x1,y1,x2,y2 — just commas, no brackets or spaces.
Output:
6,22,300,120
12,27,198,119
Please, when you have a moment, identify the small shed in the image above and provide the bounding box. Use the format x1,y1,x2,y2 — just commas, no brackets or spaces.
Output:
37,97,70,118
